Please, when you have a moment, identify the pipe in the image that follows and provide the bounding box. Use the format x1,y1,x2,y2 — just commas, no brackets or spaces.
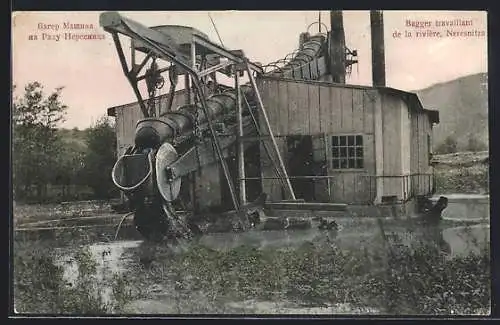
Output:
370,10,386,87
235,72,247,206
329,10,346,84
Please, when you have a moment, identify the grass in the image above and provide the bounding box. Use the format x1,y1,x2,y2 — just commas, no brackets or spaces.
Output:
12,222,491,315
121,226,490,315
434,164,489,194
13,239,135,315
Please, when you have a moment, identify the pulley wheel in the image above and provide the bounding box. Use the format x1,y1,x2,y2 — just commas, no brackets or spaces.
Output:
155,142,182,202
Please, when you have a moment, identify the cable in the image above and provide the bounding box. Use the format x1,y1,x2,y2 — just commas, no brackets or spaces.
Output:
208,13,225,47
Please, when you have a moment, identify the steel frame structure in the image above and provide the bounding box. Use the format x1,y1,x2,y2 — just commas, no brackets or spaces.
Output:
100,11,296,218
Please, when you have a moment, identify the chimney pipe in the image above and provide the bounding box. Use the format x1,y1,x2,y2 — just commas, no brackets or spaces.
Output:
329,11,346,84
370,10,386,87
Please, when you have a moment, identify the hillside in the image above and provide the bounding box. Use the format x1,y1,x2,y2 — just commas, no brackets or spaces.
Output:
58,128,88,150
414,73,489,151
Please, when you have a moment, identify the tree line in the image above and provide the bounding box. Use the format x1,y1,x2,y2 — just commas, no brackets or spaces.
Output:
12,82,118,203
435,134,488,155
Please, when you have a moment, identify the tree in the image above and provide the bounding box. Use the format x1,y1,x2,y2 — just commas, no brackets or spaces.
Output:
82,116,118,199
466,134,488,152
12,82,67,201
52,141,86,200
435,135,458,154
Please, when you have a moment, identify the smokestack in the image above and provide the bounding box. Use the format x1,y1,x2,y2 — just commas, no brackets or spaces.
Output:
370,10,386,87
329,11,346,84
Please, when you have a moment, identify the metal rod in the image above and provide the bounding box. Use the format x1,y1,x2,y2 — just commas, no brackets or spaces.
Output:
198,60,232,77
112,33,149,118
131,39,136,67
319,11,322,33
184,74,190,104
235,71,246,205
193,35,263,74
245,61,296,201
208,12,225,47
191,40,197,104
240,87,288,190
137,65,169,81
191,77,240,212
132,52,152,77
324,132,332,199
239,174,433,180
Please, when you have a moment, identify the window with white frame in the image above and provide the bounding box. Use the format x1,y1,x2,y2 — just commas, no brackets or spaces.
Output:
332,135,364,169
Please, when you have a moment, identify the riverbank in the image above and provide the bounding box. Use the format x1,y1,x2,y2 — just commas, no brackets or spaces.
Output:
433,151,489,194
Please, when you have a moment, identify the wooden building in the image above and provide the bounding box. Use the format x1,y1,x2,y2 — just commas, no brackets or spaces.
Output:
257,76,439,205
107,76,439,210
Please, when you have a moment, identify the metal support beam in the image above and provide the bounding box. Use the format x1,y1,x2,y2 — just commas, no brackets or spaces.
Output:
100,11,190,65
111,33,149,118
240,89,287,191
245,62,296,201
235,72,246,206
198,60,232,78
184,74,190,104
193,34,263,74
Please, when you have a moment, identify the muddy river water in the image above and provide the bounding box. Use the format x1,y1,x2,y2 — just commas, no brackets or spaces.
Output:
54,194,490,315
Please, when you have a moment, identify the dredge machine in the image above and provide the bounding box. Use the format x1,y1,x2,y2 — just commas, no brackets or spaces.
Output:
101,11,358,241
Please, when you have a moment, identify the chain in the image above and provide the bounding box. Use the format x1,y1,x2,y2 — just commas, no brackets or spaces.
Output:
145,57,165,117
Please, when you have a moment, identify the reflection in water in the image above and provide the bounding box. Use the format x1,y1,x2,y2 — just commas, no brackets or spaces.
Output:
53,196,489,314
56,240,142,305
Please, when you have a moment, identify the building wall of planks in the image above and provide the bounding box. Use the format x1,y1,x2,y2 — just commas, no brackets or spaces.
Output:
110,77,436,208
257,77,435,204
258,77,377,204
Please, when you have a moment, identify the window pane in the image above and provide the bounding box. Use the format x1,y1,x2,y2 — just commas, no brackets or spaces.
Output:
348,147,355,158
340,158,348,169
356,147,363,157
348,135,355,146
340,147,347,157
339,136,346,146
333,159,339,169
356,159,364,169
332,136,339,146
333,147,339,158
348,159,355,168
356,135,363,146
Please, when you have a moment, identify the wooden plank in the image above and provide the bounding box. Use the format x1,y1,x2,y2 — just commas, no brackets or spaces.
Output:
297,83,310,134
363,134,375,175
341,88,353,133
352,88,364,132
331,173,344,203
354,174,371,203
278,80,289,135
308,84,320,135
272,80,281,136
382,95,399,176
342,172,356,203
273,137,286,200
287,82,301,134
302,63,311,80
264,202,347,211
329,87,342,132
319,85,331,134
410,111,417,175
417,112,422,175
262,79,279,136
362,90,374,134
310,61,318,80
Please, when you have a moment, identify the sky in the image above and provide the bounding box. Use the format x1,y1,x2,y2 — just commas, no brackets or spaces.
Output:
12,10,488,129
